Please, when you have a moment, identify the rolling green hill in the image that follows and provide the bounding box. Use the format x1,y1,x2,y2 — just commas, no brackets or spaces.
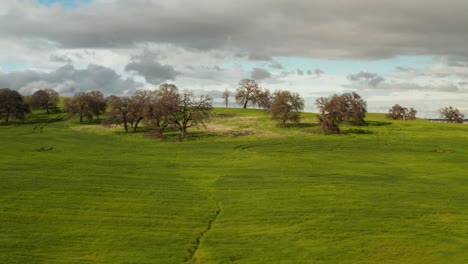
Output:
1,109,467,263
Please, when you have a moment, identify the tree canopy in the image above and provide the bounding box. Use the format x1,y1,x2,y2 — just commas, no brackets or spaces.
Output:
63,91,105,123
316,92,367,133
270,90,304,124
29,89,59,114
0,88,30,124
386,104,417,120
440,106,465,123
235,79,270,109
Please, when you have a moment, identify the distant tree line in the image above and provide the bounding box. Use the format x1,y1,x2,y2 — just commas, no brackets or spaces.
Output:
1,79,466,136
61,84,213,138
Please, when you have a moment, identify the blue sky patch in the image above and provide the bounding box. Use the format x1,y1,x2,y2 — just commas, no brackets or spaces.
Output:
37,0,93,9
0,63,30,72
221,55,434,76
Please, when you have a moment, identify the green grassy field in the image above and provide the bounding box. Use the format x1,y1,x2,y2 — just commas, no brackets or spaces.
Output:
1,109,467,263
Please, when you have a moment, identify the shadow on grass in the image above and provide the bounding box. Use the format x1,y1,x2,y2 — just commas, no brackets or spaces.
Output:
143,128,255,141
344,128,374,135
212,112,237,118
277,122,318,129
0,113,65,128
364,120,393,126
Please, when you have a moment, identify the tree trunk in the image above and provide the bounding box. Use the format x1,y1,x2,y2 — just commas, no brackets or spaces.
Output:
243,101,247,108
180,128,187,138
123,117,129,133
5,110,9,124
133,117,143,132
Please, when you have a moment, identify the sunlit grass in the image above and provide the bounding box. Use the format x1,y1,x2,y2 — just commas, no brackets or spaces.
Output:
1,109,467,263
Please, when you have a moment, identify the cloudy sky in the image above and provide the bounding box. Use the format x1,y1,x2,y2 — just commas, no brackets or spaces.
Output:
2,0,468,117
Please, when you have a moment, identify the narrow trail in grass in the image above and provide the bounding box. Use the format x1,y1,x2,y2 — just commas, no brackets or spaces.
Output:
187,202,221,263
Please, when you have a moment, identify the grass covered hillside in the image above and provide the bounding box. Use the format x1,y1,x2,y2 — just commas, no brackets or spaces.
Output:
1,109,467,263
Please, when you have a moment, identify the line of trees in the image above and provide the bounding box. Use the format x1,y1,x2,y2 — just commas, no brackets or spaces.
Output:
1,80,467,135
104,84,212,138
0,88,62,123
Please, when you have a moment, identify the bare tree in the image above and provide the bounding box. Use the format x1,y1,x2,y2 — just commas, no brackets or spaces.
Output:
386,104,417,120
0,88,30,123
407,108,417,120
316,96,343,134
341,92,367,125
439,106,465,123
255,88,272,109
270,90,304,124
86,91,107,121
235,79,269,109
29,88,59,114
63,92,92,122
129,90,154,132
106,95,132,132
64,91,107,123
316,92,367,133
146,84,180,134
222,89,230,108
168,90,212,138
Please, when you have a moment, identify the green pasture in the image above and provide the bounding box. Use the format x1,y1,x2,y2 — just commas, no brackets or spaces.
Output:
0,109,467,263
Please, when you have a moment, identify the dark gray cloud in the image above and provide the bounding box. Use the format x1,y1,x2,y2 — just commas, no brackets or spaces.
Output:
380,82,462,93
346,76,465,93
125,51,181,85
247,53,273,61
445,55,468,67
396,66,415,72
0,64,143,96
447,61,468,67
314,69,324,76
50,54,73,64
3,1,468,59
268,60,284,69
251,68,271,80
306,68,324,77
348,71,385,87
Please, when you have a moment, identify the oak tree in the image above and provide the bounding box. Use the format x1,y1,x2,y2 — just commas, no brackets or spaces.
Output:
386,104,417,120
105,95,132,132
0,88,30,123
86,91,107,121
316,92,367,133
270,90,304,124
29,89,59,114
168,90,212,138
439,106,465,123
235,79,270,109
